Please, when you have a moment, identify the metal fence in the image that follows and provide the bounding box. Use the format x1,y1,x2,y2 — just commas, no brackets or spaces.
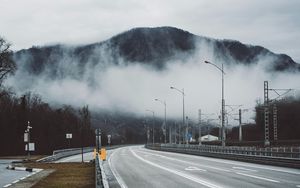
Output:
146,143,300,168
153,144,300,158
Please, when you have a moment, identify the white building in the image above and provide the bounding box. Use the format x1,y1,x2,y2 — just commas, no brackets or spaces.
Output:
201,134,218,141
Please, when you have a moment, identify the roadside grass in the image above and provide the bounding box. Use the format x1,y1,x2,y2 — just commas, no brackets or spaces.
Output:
25,162,95,188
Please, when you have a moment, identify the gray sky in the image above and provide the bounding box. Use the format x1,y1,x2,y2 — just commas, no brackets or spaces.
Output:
1,0,300,62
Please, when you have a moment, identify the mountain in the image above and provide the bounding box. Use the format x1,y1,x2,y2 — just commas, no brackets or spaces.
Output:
13,26,300,79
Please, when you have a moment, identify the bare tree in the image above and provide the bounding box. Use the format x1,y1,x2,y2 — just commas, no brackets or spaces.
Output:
0,37,16,85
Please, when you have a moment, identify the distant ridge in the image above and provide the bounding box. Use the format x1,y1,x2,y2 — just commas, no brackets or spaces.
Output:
13,26,300,78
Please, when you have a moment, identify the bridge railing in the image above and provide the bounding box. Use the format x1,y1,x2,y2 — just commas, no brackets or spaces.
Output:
146,143,300,168
153,143,300,159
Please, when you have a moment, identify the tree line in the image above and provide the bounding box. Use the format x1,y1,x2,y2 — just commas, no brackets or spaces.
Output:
0,37,95,155
0,90,95,155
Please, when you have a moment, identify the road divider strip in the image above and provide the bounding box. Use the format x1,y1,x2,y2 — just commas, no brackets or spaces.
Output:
6,165,42,172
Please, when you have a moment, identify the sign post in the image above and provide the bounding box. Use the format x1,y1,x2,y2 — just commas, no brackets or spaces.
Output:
24,121,33,160
107,135,111,146
66,133,72,148
95,129,101,153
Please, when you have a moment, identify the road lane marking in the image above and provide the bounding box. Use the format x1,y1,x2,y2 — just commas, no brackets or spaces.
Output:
12,180,19,184
232,167,257,172
236,172,280,183
137,149,230,172
143,147,300,175
131,148,223,188
296,185,300,187
185,166,206,171
3,184,12,187
108,148,128,188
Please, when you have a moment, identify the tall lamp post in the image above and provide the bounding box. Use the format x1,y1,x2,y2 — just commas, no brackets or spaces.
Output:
204,61,226,147
146,110,155,145
170,86,185,144
155,99,167,144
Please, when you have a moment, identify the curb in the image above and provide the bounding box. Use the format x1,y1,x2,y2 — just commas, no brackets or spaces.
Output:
6,165,42,172
100,160,109,188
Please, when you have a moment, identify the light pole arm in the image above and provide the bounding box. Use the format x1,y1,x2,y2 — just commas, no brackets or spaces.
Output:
204,61,226,74
170,87,185,95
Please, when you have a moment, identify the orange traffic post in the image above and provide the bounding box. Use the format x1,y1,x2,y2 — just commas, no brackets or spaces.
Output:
93,148,97,159
100,148,106,161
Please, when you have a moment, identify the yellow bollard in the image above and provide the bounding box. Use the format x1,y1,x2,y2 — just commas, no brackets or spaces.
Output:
93,148,97,159
100,148,106,161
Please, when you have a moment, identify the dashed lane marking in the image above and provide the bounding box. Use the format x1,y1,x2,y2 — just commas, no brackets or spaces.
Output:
232,167,257,172
12,180,19,184
236,172,280,183
185,166,206,171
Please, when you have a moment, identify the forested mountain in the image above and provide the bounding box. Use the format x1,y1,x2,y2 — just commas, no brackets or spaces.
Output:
13,27,300,80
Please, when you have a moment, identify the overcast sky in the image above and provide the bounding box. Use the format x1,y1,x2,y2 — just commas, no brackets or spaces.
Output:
1,0,300,62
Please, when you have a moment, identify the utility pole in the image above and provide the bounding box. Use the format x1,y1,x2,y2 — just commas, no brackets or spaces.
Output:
273,104,278,141
174,121,177,144
264,81,292,146
198,109,202,145
264,81,270,146
145,119,149,145
186,116,189,144
239,109,242,142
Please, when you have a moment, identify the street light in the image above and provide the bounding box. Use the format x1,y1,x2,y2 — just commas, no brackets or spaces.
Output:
155,99,167,144
170,86,185,144
204,60,226,147
146,109,155,145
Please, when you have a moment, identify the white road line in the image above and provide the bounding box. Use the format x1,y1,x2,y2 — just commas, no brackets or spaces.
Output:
131,148,223,188
12,180,19,184
236,172,280,183
144,147,300,175
108,148,128,188
3,184,12,187
232,167,257,172
137,149,230,172
185,166,206,171
20,177,26,180
296,185,300,187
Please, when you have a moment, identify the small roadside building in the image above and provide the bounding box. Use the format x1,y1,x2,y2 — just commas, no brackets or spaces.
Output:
201,134,218,141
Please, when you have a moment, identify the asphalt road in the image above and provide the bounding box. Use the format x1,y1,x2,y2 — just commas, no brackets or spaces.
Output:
0,160,33,188
107,146,300,188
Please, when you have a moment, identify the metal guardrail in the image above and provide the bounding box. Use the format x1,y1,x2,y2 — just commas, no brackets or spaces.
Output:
95,153,109,188
38,144,134,163
146,144,300,168
37,147,94,162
